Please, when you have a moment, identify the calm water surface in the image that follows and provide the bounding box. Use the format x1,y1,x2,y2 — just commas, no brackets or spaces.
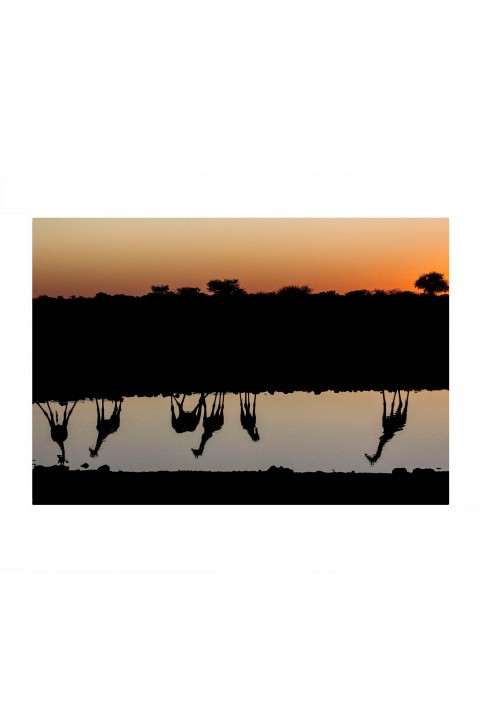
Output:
32,391,448,473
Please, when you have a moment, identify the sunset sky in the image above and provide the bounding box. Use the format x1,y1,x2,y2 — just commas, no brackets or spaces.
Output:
32,218,448,297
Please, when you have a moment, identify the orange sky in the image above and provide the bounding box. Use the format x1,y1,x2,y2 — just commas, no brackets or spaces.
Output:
32,218,448,297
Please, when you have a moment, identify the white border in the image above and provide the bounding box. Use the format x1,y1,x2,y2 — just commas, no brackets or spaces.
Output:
1,0,479,717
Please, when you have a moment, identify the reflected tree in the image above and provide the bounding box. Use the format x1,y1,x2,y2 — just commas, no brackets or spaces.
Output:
365,390,410,465
89,398,123,457
36,400,77,465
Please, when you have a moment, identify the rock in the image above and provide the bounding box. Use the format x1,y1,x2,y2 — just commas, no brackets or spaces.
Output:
392,467,408,476
81,463,89,469
97,464,110,472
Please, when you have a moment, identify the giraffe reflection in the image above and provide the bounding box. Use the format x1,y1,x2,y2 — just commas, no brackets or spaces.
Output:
192,392,225,458
171,393,206,433
36,401,77,465
240,392,260,441
365,390,410,465
89,398,123,457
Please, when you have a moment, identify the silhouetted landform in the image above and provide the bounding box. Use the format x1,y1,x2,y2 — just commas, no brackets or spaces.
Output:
33,292,448,401
32,465,449,505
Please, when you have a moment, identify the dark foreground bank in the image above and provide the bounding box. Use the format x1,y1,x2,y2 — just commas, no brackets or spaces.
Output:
33,466,449,505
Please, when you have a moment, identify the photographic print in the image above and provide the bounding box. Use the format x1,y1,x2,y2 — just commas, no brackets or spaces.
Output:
32,218,449,504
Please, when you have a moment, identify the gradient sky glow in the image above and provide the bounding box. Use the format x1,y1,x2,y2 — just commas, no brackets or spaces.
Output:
32,218,448,297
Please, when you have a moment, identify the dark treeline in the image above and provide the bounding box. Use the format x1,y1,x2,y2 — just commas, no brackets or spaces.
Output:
33,291,449,400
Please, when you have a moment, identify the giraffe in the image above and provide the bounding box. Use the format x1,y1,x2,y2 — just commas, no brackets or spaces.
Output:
35,400,77,465
89,398,123,458
192,392,225,458
239,392,260,441
365,390,410,465
170,393,206,433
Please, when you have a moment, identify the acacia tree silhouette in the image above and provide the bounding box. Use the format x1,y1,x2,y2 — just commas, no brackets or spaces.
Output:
414,272,449,295
276,285,312,296
207,279,245,296
150,284,170,295
176,286,202,297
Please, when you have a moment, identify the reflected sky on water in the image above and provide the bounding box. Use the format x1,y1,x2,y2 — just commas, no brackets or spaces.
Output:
33,391,448,473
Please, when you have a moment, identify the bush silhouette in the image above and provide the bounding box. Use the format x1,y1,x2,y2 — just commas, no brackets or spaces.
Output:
207,279,245,296
277,285,313,296
176,286,202,297
150,284,170,295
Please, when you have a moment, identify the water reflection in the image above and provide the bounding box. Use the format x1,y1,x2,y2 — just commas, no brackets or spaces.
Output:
35,400,77,465
365,390,410,465
170,393,205,433
32,390,448,473
89,398,123,458
192,392,225,458
240,392,260,441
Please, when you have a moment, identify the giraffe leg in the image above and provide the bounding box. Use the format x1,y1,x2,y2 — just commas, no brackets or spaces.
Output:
390,391,397,415
36,402,50,422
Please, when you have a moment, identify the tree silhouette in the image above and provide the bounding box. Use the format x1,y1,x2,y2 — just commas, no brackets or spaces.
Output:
276,285,312,296
414,272,449,295
150,284,170,295
176,286,201,297
207,279,245,296
345,289,371,298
